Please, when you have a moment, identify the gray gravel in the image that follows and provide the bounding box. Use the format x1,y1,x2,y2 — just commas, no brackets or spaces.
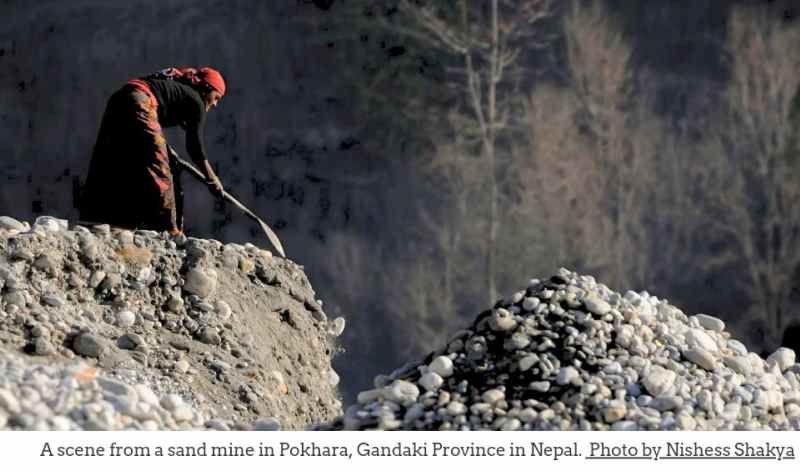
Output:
0,215,342,430
317,268,800,431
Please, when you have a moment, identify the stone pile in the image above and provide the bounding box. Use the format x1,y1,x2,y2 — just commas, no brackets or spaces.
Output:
318,268,800,431
0,215,344,430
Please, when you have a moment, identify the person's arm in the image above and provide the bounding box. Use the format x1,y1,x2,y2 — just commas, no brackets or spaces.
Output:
185,106,224,197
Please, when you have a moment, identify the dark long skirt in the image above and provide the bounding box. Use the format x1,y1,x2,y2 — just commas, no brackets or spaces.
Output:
80,81,180,232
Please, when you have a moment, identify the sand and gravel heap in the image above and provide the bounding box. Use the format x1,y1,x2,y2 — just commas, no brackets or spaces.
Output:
0,215,343,430
318,268,800,431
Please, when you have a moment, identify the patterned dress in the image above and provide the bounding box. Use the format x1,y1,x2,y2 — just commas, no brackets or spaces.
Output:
81,73,207,232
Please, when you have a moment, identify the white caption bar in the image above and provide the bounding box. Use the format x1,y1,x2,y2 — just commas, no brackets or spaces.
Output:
3,431,799,471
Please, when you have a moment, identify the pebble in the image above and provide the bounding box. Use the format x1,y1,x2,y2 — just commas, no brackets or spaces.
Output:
89,271,106,289
33,337,55,356
556,367,579,385
72,333,105,358
184,268,217,299
481,389,505,405
252,418,281,431
522,297,540,311
419,372,443,391
767,348,796,372
160,394,183,412
198,327,221,346
167,295,184,313
642,366,676,397
683,347,717,371
519,354,538,372
446,401,467,416
172,405,194,422
330,317,346,337
584,295,611,315
117,333,144,351
383,380,419,406
603,401,626,422
692,314,725,332
41,293,65,307
686,329,718,353
0,216,25,231
428,356,454,377
488,308,516,332
529,381,550,393
33,216,68,232
0,389,21,414
174,359,190,374
214,300,232,320
723,355,752,375
329,369,340,387
115,310,136,328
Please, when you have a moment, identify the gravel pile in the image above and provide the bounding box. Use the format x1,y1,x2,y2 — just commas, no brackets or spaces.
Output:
317,268,800,431
0,215,343,430
0,349,219,430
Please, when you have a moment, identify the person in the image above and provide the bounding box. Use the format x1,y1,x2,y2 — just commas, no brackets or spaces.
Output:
80,66,226,235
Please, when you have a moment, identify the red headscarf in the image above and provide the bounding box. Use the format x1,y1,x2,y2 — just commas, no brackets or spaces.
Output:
196,67,226,96
143,67,226,96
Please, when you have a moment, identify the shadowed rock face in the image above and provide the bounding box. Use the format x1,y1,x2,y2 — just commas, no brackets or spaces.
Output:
0,216,342,430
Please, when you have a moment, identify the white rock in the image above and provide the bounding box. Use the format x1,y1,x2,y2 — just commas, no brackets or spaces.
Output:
767,348,796,373
556,366,579,385
481,389,505,405
134,385,160,406
0,388,21,414
488,308,516,331
172,405,194,422
160,394,183,412
167,294,184,313
329,369,340,387
642,366,676,396
522,297,540,311
686,329,719,353
330,317,346,337
684,347,717,371
89,271,106,289
115,310,136,328
0,216,25,231
419,372,443,391
446,401,467,416
692,314,725,332
584,295,611,315
214,300,232,320
428,356,454,378
723,355,752,376
383,380,419,406
357,389,383,405
33,216,68,232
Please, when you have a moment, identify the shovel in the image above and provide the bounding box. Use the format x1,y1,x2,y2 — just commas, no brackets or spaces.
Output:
168,147,286,258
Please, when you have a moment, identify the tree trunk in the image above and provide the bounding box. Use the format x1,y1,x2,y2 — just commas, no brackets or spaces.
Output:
486,0,499,305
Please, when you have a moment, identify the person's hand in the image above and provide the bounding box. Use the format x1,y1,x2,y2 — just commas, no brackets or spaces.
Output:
206,174,224,198
201,160,224,198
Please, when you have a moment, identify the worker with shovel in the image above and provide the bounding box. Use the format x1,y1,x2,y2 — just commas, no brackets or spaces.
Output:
80,66,226,236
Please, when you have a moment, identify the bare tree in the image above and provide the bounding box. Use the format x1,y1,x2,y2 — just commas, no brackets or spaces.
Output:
558,1,645,289
705,6,800,343
525,82,598,271
381,0,554,305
